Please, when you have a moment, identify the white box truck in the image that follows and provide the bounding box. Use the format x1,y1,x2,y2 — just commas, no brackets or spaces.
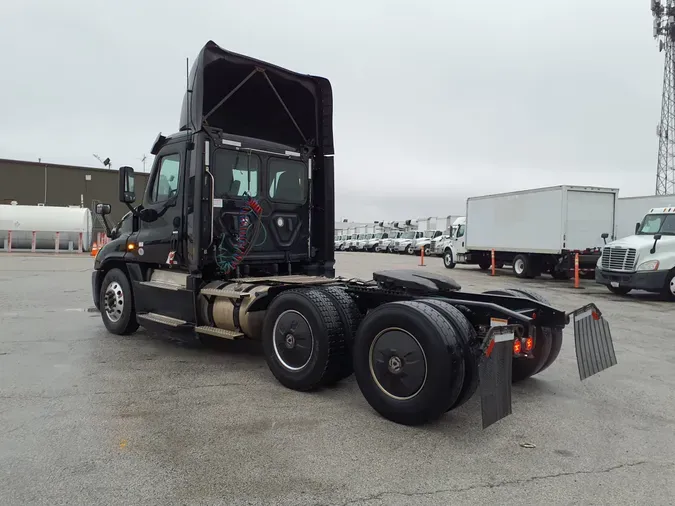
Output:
615,194,675,240
596,203,675,300
444,185,619,279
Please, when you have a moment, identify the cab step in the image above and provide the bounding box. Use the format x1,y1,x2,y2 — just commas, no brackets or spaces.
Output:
195,326,244,340
137,312,191,328
199,288,251,299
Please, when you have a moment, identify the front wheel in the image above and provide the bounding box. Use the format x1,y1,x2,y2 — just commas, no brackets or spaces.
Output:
99,268,139,335
443,249,456,269
405,244,414,255
662,270,675,301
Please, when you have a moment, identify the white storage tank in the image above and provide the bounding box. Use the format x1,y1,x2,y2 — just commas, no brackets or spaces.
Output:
0,204,93,251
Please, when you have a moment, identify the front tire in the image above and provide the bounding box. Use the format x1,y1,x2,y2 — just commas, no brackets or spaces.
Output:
405,244,414,255
353,301,465,426
662,270,675,301
443,249,456,269
99,268,139,335
261,288,349,391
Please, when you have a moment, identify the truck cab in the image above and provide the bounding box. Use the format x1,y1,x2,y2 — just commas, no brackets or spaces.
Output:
396,230,423,254
414,229,444,256
595,206,675,300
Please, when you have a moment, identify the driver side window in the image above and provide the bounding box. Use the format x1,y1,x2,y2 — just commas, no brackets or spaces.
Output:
151,153,180,203
457,225,465,238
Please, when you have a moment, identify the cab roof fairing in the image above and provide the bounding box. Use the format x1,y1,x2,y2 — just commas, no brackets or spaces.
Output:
179,41,334,156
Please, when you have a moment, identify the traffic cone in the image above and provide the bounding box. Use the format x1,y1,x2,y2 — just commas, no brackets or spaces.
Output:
90,242,98,257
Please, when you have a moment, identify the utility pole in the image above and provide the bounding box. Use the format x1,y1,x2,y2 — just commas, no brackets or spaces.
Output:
652,0,675,195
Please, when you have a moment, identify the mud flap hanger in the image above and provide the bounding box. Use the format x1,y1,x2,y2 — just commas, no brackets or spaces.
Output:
202,67,309,147
479,302,617,430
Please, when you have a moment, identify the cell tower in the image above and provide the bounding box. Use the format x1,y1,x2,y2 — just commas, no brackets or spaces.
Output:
652,0,675,195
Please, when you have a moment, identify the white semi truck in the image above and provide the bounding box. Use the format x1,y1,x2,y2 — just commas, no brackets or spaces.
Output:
595,204,675,300
442,185,619,279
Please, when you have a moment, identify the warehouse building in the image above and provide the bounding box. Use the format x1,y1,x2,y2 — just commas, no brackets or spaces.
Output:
0,158,149,232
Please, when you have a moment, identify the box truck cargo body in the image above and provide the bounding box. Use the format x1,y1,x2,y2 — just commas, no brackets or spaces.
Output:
447,185,618,279
615,195,675,240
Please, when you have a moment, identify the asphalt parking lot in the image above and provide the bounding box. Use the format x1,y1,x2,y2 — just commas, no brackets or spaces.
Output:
1,251,674,505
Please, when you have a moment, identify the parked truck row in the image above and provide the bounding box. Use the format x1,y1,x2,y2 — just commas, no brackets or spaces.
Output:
335,187,675,299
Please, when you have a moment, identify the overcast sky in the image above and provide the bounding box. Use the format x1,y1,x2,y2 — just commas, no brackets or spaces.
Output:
0,0,666,221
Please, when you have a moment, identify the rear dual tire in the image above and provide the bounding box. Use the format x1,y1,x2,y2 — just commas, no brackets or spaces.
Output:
352,301,469,426
261,287,362,391
482,288,563,382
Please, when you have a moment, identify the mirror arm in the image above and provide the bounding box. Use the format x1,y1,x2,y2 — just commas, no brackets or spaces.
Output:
100,214,114,239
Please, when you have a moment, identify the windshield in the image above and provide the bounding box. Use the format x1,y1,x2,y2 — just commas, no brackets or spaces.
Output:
638,214,675,235
402,231,415,239
423,230,436,238
374,233,383,239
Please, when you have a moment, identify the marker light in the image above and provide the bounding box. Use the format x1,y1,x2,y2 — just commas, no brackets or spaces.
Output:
513,339,522,355
524,337,534,352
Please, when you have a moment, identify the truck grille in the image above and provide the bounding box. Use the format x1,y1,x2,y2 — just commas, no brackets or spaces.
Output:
430,240,436,250
601,247,637,272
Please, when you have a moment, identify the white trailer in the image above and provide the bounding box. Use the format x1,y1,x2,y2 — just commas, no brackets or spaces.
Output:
615,195,675,240
446,185,619,279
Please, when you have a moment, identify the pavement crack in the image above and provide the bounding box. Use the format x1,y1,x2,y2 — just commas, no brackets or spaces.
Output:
337,461,660,505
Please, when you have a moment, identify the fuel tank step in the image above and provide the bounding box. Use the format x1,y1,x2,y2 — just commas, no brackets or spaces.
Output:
137,312,189,327
195,326,244,340
199,288,251,299
138,281,182,291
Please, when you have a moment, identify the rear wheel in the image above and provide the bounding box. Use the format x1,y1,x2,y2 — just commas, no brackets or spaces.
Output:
261,288,348,391
478,260,491,270
353,301,465,425
512,254,533,278
319,286,364,383
99,268,139,335
417,299,479,411
482,289,553,382
504,287,563,375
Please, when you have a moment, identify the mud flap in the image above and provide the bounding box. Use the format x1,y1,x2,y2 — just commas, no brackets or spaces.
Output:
478,325,521,429
568,304,617,380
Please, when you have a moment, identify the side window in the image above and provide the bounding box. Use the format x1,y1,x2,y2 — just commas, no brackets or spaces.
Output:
117,213,133,235
213,149,260,198
457,225,465,238
269,158,306,203
151,154,180,203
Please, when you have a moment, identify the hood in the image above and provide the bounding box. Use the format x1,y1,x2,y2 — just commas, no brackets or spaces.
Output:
607,234,675,250
179,40,334,155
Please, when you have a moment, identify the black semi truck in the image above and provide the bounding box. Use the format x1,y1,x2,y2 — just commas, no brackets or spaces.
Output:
91,41,617,429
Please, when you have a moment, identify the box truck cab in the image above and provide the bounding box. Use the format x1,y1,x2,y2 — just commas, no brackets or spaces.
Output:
596,206,675,300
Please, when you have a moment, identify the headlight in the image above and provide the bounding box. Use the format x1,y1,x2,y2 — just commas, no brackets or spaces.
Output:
637,260,660,271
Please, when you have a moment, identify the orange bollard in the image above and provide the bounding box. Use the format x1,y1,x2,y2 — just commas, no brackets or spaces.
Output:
491,249,496,276
574,253,580,289
7,230,12,253
419,246,425,266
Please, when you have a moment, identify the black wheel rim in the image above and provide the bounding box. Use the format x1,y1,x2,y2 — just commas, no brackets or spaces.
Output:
272,310,314,371
369,327,427,400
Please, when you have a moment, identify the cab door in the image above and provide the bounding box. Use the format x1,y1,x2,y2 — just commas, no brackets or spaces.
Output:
134,143,186,266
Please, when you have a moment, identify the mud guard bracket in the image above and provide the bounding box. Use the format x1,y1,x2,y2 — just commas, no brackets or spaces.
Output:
567,304,617,380
478,324,522,429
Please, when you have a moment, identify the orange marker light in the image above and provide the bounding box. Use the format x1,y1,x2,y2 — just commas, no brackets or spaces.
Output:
513,339,522,355
127,243,136,251
524,337,534,352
